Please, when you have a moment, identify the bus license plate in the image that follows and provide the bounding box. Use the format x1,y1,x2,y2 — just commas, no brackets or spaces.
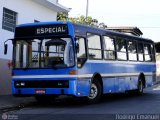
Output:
35,89,46,94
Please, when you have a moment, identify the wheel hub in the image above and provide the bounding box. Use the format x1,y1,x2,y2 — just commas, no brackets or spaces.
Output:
88,83,98,99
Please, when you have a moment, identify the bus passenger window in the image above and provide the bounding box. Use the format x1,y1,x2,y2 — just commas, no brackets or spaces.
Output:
116,38,127,60
144,44,152,62
87,33,102,59
128,41,137,61
151,44,155,61
103,36,115,60
76,37,87,67
137,43,144,61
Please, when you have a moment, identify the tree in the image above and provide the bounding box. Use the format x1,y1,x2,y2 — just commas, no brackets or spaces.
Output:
57,12,107,28
57,12,69,21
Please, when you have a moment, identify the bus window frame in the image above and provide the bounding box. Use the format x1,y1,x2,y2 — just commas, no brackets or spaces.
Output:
143,43,154,62
87,32,103,60
127,40,138,62
75,36,88,68
137,41,145,62
102,35,116,60
115,37,128,61
13,36,76,69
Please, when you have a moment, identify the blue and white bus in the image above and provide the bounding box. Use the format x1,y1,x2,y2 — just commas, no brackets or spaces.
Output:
4,21,156,103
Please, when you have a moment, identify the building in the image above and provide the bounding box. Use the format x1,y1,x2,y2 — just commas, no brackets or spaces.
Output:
0,0,69,95
107,26,143,37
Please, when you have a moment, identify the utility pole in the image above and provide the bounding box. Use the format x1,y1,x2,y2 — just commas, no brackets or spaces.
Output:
86,0,89,18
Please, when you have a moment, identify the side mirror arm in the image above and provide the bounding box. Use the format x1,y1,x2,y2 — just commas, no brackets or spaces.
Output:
4,39,14,55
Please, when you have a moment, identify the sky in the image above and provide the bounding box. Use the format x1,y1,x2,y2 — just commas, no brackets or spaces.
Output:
59,0,160,42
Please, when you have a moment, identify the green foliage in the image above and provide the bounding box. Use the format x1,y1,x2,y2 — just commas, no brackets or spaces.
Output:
57,12,107,28
57,12,69,21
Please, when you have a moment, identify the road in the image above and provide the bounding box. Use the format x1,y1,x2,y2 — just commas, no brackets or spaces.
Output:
2,84,160,120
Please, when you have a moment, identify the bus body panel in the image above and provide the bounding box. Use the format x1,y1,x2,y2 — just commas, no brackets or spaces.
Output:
77,79,90,96
78,60,156,94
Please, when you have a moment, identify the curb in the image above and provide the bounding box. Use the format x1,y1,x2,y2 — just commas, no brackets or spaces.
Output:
0,105,23,113
0,95,35,113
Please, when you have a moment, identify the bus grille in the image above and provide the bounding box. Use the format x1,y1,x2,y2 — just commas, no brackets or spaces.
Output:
14,80,69,88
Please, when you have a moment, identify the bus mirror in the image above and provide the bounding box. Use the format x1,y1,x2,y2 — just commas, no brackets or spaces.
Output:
4,39,13,55
155,42,160,53
4,44,8,55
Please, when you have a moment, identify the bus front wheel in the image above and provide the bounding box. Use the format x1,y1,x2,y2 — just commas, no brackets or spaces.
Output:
87,79,102,103
136,78,144,95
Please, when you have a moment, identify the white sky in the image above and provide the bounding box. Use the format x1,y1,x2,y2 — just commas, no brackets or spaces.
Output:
59,0,160,42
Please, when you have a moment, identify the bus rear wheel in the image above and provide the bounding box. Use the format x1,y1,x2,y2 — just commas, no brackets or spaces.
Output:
87,79,102,103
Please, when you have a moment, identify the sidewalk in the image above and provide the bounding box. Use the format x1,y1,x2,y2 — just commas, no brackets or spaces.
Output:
0,95,35,111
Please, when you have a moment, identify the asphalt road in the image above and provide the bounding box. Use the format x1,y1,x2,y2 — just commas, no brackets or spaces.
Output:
3,84,160,120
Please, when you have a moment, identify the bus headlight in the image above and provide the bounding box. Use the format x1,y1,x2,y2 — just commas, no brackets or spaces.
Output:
20,82,25,86
15,81,26,88
15,83,20,87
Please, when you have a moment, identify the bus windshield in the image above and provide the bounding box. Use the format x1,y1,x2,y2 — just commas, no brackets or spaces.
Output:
14,37,74,69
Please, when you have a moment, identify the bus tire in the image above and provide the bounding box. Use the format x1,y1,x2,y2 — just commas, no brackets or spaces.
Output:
135,78,144,95
87,79,102,103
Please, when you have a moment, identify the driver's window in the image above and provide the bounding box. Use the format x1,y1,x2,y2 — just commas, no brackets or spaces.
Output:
77,37,86,58
76,37,87,67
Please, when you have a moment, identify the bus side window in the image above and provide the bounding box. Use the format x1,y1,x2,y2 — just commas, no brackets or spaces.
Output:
76,37,87,68
87,33,102,59
144,44,152,62
137,42,144,61
116,37,127,61
103,36,115,60
128,41,137,61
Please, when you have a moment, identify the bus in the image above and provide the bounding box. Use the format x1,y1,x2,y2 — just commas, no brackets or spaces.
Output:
4,21,156,103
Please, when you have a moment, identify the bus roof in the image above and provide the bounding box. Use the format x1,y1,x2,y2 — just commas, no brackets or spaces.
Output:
72,23,154,43
16,21,68,27
16,21,154,43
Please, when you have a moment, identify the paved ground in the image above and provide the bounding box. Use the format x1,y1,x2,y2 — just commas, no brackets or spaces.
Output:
0,96,35,111
0,84,160,120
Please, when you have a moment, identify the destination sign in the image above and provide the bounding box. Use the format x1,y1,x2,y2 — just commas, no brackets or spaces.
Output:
36,26,67,35
15,24,68,39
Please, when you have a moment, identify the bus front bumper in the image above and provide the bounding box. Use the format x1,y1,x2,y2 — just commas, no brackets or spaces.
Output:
12,79,90,97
